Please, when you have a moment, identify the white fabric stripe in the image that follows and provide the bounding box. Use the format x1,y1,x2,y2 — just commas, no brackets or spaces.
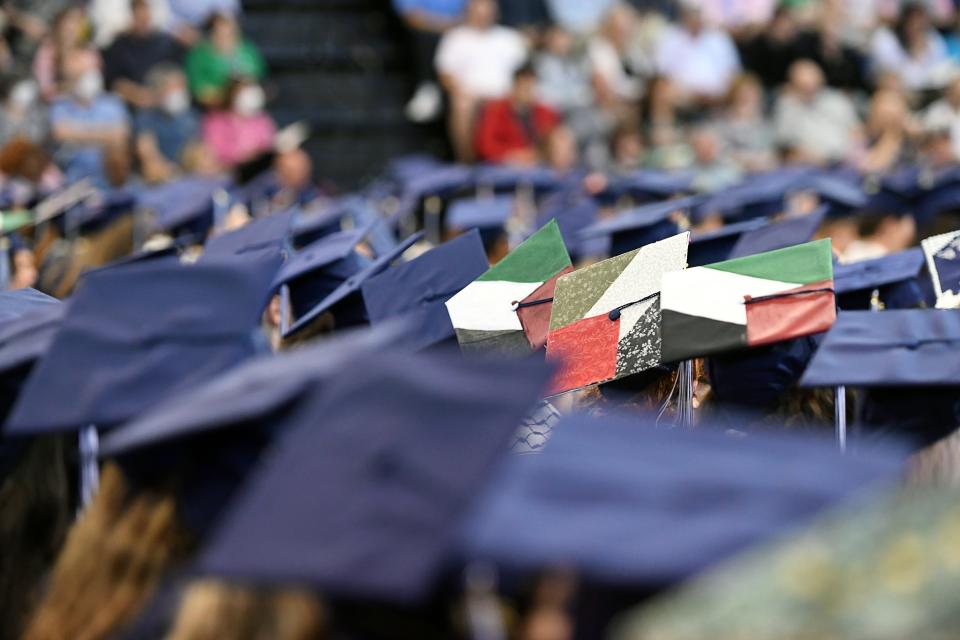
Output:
445,280,542,332
585,233,690,339
660,267,799,326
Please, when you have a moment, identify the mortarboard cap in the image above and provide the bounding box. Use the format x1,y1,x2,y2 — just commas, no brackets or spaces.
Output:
0,287,58,322
445,196,514,249
361,229,489,351
922,229,960,299
290,201,350,249
696,170,805,223
473,164,562,194
727,207,826,259
799,173,867,218
578,196,699,257
193,349,551,603
139,176,231,236
687,218,767,267
66,188,137,235
835,248,930,310
6,257,278,435
597,170,696,205
202,210,295,259
461,412,904,590
282,231,423,338
536,183,602,258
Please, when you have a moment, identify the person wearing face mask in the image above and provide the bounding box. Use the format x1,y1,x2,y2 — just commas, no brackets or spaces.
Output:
50,57,131,185
186,12,264,108
201,77,276,168
135,64,200,182
0,77,48,148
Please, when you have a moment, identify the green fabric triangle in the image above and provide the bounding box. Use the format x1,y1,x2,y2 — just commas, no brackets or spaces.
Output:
477,219,572,283
706,238,833,284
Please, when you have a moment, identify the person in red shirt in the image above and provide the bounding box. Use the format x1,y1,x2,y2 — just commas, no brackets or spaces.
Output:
474,63,560,165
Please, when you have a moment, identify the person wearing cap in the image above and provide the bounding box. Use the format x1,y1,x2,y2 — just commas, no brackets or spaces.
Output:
473,62,561,165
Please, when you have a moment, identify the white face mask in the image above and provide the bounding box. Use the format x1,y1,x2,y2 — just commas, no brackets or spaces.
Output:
234,85,265,116
162,88,190,115
9,80,37,108
74,70,103,101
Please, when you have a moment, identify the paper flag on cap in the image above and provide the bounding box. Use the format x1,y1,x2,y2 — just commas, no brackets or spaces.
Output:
445,219,571,355
545,232,690,395
922,229,960,299
660,239,835,362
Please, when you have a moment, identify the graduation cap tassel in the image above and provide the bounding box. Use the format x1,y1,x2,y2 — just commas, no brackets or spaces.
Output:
78,425,100,511
463,562,506,640
677,360,694,429
834,386,847,453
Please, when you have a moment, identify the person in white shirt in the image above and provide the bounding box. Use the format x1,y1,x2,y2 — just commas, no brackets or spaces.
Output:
435,0,527,161
654,2,740,104
870,3,953,92
89,0,171,47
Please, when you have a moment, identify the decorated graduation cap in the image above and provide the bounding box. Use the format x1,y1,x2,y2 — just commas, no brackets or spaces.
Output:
279,229,422,338
611,486,958,640
578,195,699,257
446,219,572,355
193,349,551,603
361,229,489,351
6,257,279,436
202,209,295,259
835,248,930,311
545,232,690,395
660,239,835,362
800,310,960,447
922,229,960,302
460,412,904,592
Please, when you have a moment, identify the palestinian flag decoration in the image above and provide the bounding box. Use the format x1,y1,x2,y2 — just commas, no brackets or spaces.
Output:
922,230,960,299
446,219,572,355
545,232,690,395
660,238,835,363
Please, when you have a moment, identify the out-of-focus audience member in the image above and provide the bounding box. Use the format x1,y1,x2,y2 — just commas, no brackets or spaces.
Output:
103,0,184,109
186,12,265,108
655,1,741,104
394,0,466,123
842,209,917,263
689,125,742,193
924,74,960,162
856,88,919,174
588,3,645,110
0,77,48,148
167,0,240,45
32,7,102,102
608,122,645,172
50,56,130,185
201,78,275,168
435,0,528,161
473,63,560,165
773,59,862,165
739,4,804,89
545,0,616,35
135,64,199,182
89,0,171,48
269,148,321,211
713,73,776,172
643,75,693,170
4,0,72,59
870,2,952,92
798,2,870,92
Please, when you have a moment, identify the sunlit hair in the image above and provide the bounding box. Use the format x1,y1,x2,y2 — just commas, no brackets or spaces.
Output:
167,579,326,640
0,437,72,640
23,462,192,640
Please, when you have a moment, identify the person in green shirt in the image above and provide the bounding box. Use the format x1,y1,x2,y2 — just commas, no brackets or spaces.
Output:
185,12,265,108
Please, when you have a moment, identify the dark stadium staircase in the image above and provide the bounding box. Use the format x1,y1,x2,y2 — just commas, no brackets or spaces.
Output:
242,0,448,190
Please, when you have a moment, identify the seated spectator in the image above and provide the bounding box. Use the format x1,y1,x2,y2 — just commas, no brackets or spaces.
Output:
608,122,645,172
473,63,560,165
202,78,276,168
795,3,869,92
713,73,776,172
186,12,265,108
655,1,741,104
643,75,693,171
393,0,466,123
32,7,102,102
0,77,48,148
773,59,861,165
546,0,616,35
924,75,960,161
167,0,240,45
50,57,130,185
435,0,528,161
544,124,579,173
689,125,742,193
870,3,952,92
5,0,71,59
268,148,322,212
589,3,646,110
103,0,184,109
855,88,919,175
89,0,171,48
738,4,803,89
135,65,199,182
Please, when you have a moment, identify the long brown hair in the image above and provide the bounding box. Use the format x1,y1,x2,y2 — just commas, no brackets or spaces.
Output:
167,579,327,640
0,436,72,640
23,462,193,640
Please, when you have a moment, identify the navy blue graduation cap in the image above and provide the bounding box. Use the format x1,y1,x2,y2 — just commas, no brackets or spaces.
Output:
194,349,551,603
578,195,700,257
834,248,930,311
65,188,137,235
597,170,696,205
801,310,960,447
395,163,475,213
139,176,231,237
914,180,960,228
728,207,826,259
290,201,350,249
0,287,58,323
473,164,562,194
280,229,423,338
460,411,904,590
687,217,768,267
537,181,603,258
361,229,488,351
6,257,278,436
695,173,798,223
202,209,295,259
798,173,867,218
445,196,513,250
